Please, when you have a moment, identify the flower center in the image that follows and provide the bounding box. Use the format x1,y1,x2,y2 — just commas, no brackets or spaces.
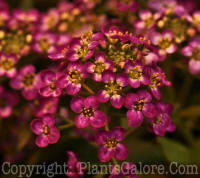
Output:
43,125,50,135
49,82,57,91
192,47,200,61
22,73,35,87
39,38,50,51
93,62,106,74
0,31,31,55
0,57,14,70
68,70,82,84
128,66,143,79
105,138,118,149
82,107,94,117
105,80,122,96
144,16,154,27
158,38,171,49
134,99,144,111
150,73,161,88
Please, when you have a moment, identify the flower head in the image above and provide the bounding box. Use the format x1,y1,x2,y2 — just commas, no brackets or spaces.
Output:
97,71,127,108
70,96,107,128
39,69,62,97
182,38,200,74
10,65,40,100
57,62,87,95
0,53,17,78
96,127,128,162
124,90,157,127
30,114,60,147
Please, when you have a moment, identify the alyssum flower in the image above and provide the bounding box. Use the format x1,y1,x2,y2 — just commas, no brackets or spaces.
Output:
30,114,60,147
124,90,157,127
96,127,128,162
70,96,107,128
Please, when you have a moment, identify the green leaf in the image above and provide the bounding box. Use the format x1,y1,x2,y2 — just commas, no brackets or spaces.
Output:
158,137,191,164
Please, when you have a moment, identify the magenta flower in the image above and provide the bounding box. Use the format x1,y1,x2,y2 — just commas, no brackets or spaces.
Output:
49,32,102,61
149,101,176,136
70,96,107,128
97,71,127,109
33,97,59,117
39,69,62,97
181,38,200,74
125,61,149,88
10,65,40,100
67,151,84,177
0,86,19,118
109,162,138,178
134,10,161,30
0,53,17,78
86,52,114,82
40,9,59,31
187,11,200,31
96,127,128,162
30,114,60,148
149,66,171,100
0,9,9,26
151,30,177,56
124,90,157,127
57,62,87,95
32,32,57,54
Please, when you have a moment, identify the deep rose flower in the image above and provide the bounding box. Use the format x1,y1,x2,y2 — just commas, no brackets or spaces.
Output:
70,96,107,128
134,10,161,30
125,61,149,88
0,9,9,26
39,69,62,97
10,65,40,100
33,97,59,117
149,101,176,136
0,86,19,118
49,31,102,61
57,62,87,95
109,162,138,178
96,127,128,162
0,53,17,78
67,151,84,177
32,32,57,54
124,90,157,127
97,71,127,109
151,30,177,56
148,66,171,100
86,52,113,82
181,38,200,74
30,114,60,147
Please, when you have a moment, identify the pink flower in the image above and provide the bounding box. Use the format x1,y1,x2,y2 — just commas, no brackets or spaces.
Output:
10,65,40,100
70,96,107,128
96,127,128,162
30,114,60,147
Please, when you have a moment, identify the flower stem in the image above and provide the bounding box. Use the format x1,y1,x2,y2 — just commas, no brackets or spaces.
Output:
125,127,136,138
59,123,74,130
112,158,118,166
82,83,95,95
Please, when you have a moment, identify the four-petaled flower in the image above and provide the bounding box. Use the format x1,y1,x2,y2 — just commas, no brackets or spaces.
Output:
96,127,128,162
30,114,60,147
70,96,107,128
124,90,157,127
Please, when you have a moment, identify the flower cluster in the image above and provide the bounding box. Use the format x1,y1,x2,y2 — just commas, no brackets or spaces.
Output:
1,0,200,177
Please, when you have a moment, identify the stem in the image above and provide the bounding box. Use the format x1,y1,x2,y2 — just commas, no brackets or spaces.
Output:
82,83,95,95
59,123,74,131
112,158,118,166
125,127,136,138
